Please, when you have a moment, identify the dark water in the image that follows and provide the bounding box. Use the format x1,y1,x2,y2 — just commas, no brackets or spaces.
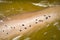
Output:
0,0,60,40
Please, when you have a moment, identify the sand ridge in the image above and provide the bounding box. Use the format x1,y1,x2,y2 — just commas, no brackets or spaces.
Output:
0,6,60,40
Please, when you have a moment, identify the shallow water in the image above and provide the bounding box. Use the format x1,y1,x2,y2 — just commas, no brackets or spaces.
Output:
19,20,60,40
0,0,60,40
